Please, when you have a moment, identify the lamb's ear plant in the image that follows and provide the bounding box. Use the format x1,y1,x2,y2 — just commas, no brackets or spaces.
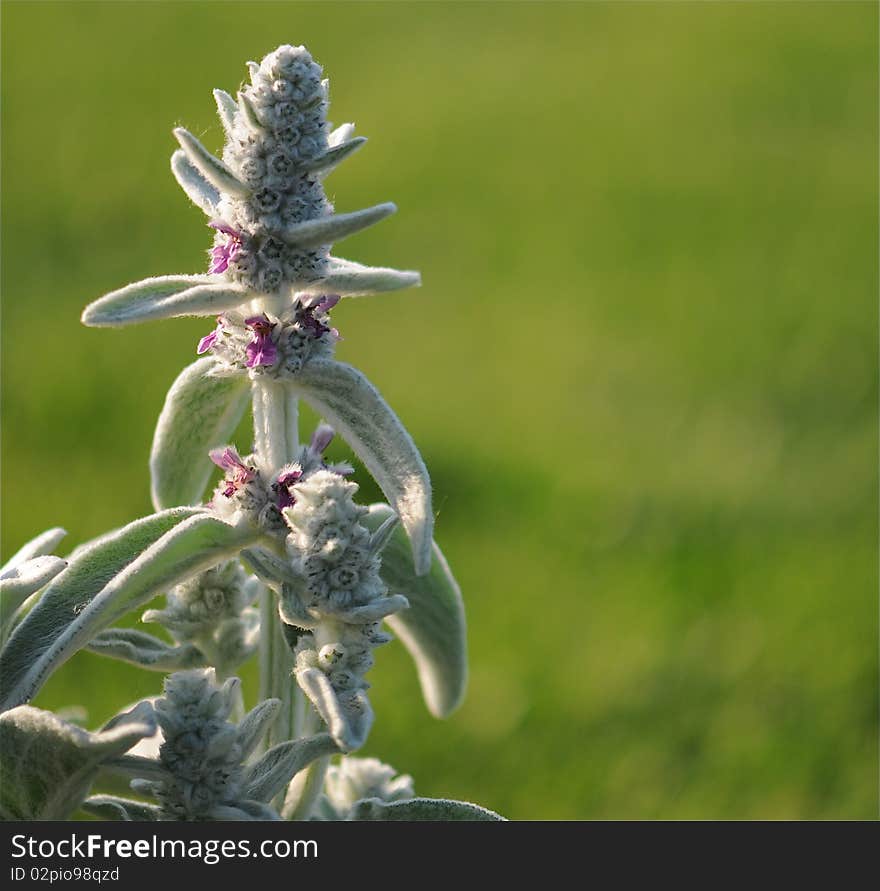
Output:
0,44,502,821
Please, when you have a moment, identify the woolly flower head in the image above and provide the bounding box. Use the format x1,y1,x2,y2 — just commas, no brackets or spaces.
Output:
143,561,254,642
151,669,244,820
284,470,384,611
197,297,338,379
214,44,332,293
317,757,414,819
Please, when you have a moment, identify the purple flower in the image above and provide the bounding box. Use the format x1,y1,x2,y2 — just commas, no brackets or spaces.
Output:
310,423,335,454
197,317,224,355
297,294,341,340
273,424,352,510
244,315,278,368
275,466,303,510
208,221,244,274
209,446,255,498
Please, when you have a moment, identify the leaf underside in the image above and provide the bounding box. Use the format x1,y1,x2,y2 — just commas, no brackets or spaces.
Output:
150,356,251,509
0,510,256,711
290,360,433,574
364,504,467,718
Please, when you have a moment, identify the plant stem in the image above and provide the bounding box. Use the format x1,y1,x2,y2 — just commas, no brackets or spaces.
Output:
258,583,297,752
252,379,292,475
251,374,328,816
282,706,331,820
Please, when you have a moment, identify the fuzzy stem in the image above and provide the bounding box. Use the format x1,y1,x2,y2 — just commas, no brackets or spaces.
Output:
282,707,331,820
284,386,300,461
258,585,296,750
252,379,289,474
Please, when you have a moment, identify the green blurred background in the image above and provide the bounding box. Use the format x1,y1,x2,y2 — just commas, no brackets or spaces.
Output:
2,1,877,819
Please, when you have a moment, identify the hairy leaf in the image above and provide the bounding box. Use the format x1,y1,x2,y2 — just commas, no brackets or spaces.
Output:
302,257,421,297
82,795,162,821
0,510,257,710
150,357,250,509
302,137,367,175
170,149,220,216
1,527,67,573
365,504,466,718
0,556,67,647
295,667,372,753
173,127,250,197
213,89,238,136
244,733,338,803
87,629,205,672
349,796,504,821
291,359,433,574
81,275,249,327
277,203,396,249
0,703,155,820
236,699,281,760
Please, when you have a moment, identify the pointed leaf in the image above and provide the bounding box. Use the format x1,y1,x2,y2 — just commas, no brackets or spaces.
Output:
1,527,67,574
171,149,220,215
240,547,300,587
328,122,355,147
0,555,66,594
0,508,200,710
1,556,68,646
101,753,170,782
334,594,409,624
295,666,372,753
276,203,396,250
0,704,156,820
173,127,250,197
369,512,399,555
87,628,206,672
301,257,421,297
0,510,258,710
349,797,504,821
213,89,238,135
236,699,281,760
237,91,265,132
303,137,367,176
291,359,433,574
82,796,162,821
244,733,338,803
209,801,281,820
82,275,249,327
150,357,251,509
364,504,466,718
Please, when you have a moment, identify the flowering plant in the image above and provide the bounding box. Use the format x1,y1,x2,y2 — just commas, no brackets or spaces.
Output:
0,44,501,822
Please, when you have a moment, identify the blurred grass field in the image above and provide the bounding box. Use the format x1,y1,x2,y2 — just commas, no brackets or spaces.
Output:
1,1,877,819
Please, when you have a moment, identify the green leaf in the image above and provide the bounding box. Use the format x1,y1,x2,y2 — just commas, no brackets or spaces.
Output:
244,733,338,803
0,510,258,711
301,137,367,175
150,357,251,509
0,703,155,820
302,257,421,297
237,91,265,133
349,797,504,821
0,556,67,647
1,527,67,573
82,795,162,821
173,127,250,197
277,203,396,249
87,629,205,672
364,504,467,718
170,149,220,215
81,275,249,327
236,699,281,760
294,666,372,753
213,89,238,136
290,360,433,574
